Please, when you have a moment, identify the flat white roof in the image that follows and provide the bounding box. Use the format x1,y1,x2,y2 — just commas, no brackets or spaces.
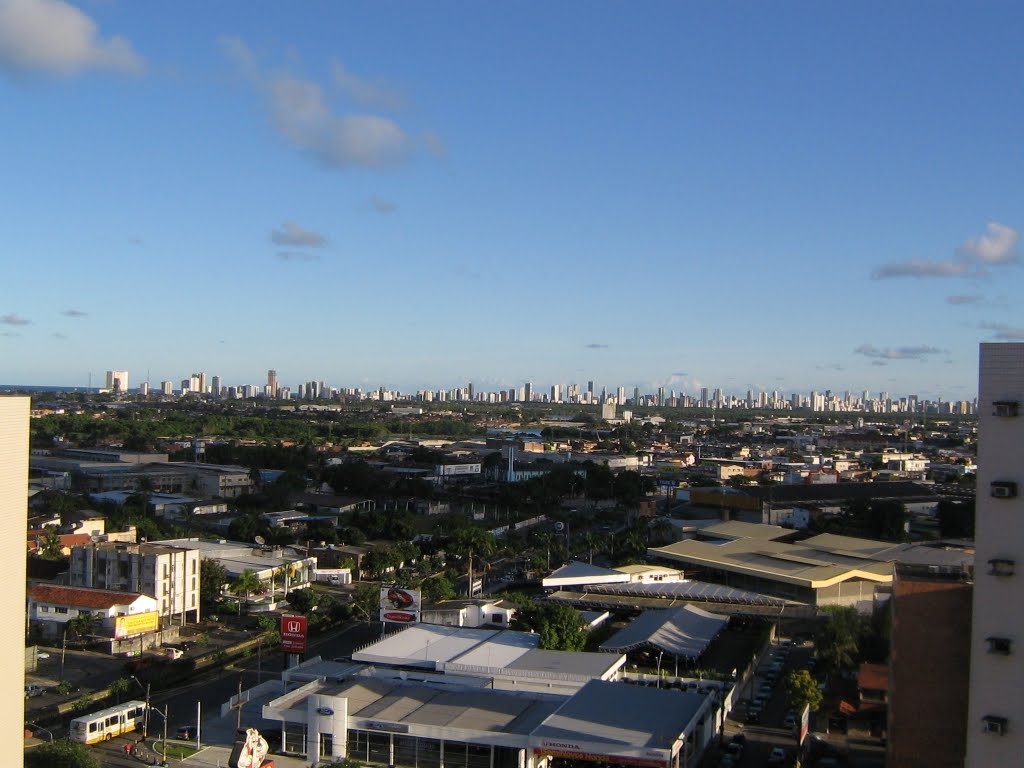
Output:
353,625,539,670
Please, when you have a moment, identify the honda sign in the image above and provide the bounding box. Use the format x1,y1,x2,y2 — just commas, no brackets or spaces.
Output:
280,614,308,654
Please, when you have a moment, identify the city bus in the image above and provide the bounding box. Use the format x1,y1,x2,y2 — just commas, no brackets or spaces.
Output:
70,700,147,744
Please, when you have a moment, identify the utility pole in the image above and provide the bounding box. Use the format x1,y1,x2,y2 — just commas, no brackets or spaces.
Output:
162,705,168,763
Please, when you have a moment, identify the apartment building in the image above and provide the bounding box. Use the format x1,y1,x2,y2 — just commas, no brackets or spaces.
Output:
69,542,201,624
1,397,29,764
965,343,1024,764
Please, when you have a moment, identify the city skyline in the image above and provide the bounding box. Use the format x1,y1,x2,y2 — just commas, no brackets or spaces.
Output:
3,3,1024,398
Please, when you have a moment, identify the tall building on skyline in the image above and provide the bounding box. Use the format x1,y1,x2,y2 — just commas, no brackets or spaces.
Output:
965,343,1024,765
1,397,28,764
105,369,128,393
268,369,278,397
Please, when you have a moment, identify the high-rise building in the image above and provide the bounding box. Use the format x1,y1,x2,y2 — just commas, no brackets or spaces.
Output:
524,382,533,403
105,370,129,393
1,398,28,763
268,369,278,398
161,380,173,396
657,387,665,407
888,564,972,768
966,343,1024,765
139,382,150,396
211,375,221,397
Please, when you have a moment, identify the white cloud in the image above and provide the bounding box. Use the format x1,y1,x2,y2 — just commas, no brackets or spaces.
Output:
0,0,144,76
1,312,31,325
873,221,1019,279
959,222,1019,264
222,36,423,170
872,258,975,279
330,59,405,110
946,294,982,306
271,221,326,247
276,251,321,263
981,322,1024,341
368,196,397,214
854,344,944,360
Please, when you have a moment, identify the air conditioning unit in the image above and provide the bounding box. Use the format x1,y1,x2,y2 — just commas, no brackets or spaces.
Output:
989,558,1016,577
986,637,1013,655
983,715,1008,735
993,401,1020,418
991,482,1018,499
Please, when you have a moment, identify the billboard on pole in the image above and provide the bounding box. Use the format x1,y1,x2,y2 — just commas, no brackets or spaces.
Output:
380,587,421,623
280,614,308,653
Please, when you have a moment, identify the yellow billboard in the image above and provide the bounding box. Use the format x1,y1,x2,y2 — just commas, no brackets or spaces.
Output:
114,612,159,638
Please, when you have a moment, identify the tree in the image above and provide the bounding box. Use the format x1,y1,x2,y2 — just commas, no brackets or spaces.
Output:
421,574,456,604
449,527,496,596
350,582,380,623
65,611,100,643
200,559,229,607
25,739,101,768
936,498,975,539
230,569,262,613
108,676,131,704
784,669,823,712
286,588,320,613
39,525,65,561
512,600,586,651
816,605,866,673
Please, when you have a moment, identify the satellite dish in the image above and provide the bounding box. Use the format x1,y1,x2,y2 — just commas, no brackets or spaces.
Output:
255,535,266,546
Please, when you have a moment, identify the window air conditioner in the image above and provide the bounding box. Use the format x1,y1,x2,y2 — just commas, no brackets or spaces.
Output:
991,482,1018,499
993,401,1020,418
983,715,1008,735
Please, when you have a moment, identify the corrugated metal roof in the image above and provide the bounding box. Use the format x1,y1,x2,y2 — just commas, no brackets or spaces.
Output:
599,605,728,658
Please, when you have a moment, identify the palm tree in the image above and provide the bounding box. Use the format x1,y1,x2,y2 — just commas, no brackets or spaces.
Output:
230,569,262,614
581,532,601,565
451,527,496,597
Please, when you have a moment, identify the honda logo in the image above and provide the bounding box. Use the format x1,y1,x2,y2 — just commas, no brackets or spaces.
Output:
286,620,301,633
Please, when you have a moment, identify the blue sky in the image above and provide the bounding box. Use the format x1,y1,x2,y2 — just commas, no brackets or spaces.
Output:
2,0,1023,400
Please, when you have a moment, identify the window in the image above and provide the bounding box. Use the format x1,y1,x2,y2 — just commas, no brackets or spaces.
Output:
89,722,97,733
39,606,49,613
983,715,1008,735
987,637,1013,655
55,607,68,614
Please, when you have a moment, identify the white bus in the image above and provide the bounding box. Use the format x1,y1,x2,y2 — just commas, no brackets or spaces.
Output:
70,700,147,744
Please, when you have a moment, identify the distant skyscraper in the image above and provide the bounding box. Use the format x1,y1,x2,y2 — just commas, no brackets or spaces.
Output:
105,370,129,393
524,382,533,402
139,382,150,396
551,384,561,403
468,382,475,401
700,388,709,408
657,387,665,407
633,386,640,405
617,386,626,405
161,380,173,396
211,375,221,397
268,369,278,397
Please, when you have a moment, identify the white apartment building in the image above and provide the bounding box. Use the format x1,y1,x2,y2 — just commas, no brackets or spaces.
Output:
105,369,129,393
1,397,29,764
966,343,1024,764
69,542,201,624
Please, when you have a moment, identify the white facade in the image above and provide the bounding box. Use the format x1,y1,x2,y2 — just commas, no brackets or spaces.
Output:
105,370,129,393
966,344,1024,764
1,397,28,764
69,542,201,623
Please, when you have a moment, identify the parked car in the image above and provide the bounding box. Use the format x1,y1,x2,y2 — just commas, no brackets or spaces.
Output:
36,652,50,660
179,640,195,651
176,725,198,739
768,747,788,765
24,684,45,698
165,647,184,660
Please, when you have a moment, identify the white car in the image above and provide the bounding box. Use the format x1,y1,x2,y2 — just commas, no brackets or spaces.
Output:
36,652,50,660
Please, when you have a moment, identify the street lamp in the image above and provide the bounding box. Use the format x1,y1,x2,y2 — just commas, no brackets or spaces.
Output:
130,675,151,739
147,704,170,763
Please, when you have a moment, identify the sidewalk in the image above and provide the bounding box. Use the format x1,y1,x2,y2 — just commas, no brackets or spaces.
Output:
181,745,311,768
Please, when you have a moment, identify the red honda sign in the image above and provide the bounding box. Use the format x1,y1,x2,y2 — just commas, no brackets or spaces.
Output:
280,614,308,654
